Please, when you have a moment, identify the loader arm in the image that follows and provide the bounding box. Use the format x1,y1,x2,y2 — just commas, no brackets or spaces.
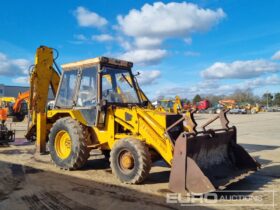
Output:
136,108,175,164
113,107,176,165
25,46,61,145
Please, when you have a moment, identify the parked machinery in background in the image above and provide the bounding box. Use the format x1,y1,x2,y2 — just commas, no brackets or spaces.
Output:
155,96,183,113
243,103,260,114
191,99,211,113
0,91,29,122
0,107,15,145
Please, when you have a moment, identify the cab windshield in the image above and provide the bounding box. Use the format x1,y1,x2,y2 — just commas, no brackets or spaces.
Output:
101,68,140,104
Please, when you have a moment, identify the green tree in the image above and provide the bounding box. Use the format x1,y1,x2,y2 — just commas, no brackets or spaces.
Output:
262,93,273,107
180,98,188,103
193,94,202,104
229,89,257,104
203,94,225,106
273,93,280,106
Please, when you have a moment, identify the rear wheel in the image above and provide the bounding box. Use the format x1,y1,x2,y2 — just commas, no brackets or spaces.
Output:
110,138,151,184
49,117,89,170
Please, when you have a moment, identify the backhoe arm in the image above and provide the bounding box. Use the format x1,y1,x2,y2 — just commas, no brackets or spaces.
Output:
26,46,60,147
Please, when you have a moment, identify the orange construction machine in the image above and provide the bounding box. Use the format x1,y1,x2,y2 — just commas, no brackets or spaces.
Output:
0,91,29,122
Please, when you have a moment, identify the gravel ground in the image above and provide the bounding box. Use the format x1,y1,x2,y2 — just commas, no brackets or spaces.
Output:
0,112,279,210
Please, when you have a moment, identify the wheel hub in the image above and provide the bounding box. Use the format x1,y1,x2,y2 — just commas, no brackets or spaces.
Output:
54,130,72,159
120,151,134,170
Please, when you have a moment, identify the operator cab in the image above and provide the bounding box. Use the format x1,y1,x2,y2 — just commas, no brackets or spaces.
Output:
101,67,140,104
55,56,140,108
54,57,140,125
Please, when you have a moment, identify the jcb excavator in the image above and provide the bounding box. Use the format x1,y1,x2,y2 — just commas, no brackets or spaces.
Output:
25,46,259,194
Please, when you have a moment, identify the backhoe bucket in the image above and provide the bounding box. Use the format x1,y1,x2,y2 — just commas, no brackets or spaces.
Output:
169,112,260,194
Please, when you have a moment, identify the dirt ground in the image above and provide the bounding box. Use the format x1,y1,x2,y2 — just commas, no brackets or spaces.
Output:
0,112,279,210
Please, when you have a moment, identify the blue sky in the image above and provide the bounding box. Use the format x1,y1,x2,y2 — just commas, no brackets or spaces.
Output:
0,0,280,99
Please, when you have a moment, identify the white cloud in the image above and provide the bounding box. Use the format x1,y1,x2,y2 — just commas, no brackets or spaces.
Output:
0,53,30,76
117,2,225,39
116,36,132,50
74,6,108,28
92,34,114,42
115,2,225,66
184,51,200,57
241,74,280,88
209,74,280,94
12,76,29,84
74,34,88,41
155,74,280,98
135,70,161,85
119,49,167,66
134,37,162,49
201,59,280,79
272,50,280,60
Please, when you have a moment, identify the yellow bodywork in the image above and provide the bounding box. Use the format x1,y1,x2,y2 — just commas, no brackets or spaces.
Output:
0,97,15,104
47,107,174,164
24,46,260,195
25,46,260,194
157,96,183,114
26,46,60,151
244,103,260,113
26,46,186,166
26,47,181,164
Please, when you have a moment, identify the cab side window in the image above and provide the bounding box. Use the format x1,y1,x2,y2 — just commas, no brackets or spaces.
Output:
77,67,97,107
56,70,78,107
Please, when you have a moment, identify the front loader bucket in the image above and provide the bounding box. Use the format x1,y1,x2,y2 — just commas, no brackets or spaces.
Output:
169,111,260,194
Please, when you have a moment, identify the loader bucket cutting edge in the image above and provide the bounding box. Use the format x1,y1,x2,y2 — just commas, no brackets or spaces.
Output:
169,127,260,194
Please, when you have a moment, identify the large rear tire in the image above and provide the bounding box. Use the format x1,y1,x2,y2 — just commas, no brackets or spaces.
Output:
49,117,89,170
110,138,151,184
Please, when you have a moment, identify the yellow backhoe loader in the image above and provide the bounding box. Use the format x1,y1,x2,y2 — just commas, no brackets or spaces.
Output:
25,46,260,194
155,96,183,114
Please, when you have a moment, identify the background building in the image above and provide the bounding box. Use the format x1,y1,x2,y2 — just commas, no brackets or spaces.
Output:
0,84,29,97
0,84,54,100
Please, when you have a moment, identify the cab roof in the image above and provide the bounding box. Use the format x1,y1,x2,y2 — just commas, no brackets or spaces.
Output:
61,56,133,71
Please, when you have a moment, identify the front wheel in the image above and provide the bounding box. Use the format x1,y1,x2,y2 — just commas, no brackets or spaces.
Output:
110,138,151,184
49,117,89,170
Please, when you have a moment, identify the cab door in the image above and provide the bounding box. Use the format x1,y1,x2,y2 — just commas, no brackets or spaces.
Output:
74,66,98,126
